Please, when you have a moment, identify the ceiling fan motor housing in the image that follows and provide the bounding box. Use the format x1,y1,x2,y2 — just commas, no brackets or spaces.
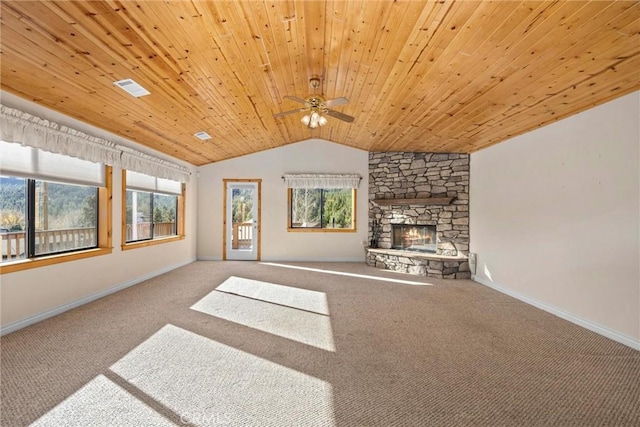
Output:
306,96,326,112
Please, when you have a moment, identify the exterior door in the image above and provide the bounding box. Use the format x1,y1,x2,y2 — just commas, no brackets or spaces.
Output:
224,180,260,260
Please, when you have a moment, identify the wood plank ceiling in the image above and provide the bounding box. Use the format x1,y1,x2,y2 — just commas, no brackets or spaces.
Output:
1,1,639,166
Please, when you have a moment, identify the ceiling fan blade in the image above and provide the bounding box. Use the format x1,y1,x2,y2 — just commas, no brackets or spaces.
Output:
326,109,355,123
283,95,308,104
273,107,307,118
323,97,349,108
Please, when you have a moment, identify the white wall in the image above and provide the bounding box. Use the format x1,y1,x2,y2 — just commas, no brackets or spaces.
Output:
470,91,640,348
0,92,198,331
197,139,369,261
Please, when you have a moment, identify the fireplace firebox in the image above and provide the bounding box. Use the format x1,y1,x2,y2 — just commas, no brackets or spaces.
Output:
392,224,437,253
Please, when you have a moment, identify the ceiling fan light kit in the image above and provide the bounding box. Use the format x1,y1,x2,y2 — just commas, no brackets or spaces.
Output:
302,111,328,128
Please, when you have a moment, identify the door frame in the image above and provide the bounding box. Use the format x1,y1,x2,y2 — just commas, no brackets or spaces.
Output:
222,179,261,261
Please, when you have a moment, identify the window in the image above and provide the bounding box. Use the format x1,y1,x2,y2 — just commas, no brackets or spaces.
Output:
122,170,184,248
0,141,112,273
1,178,98,262
288,188,356,231
284,173,360,233
124,190,177,242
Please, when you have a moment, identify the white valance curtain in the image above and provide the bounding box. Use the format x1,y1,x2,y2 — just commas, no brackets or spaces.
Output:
0,105,121,166
283,173,361,189
0,104,191,183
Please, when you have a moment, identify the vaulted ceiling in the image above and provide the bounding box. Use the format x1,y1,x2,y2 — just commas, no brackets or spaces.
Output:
1,1,639,166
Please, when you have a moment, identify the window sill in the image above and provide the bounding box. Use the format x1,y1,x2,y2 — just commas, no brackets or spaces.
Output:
121,235,185,251
0,247,113,275
287,228,357,233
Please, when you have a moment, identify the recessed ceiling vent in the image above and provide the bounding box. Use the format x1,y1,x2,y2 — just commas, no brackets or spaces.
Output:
114,78,150,97
194,131,212,140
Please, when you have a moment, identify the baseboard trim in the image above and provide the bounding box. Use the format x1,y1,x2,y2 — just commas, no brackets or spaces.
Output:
261,256,365,262
472,275,640,351
197,256,365,262
0,258,196,336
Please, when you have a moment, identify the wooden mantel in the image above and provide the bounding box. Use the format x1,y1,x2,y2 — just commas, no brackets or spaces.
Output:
372,197,454,206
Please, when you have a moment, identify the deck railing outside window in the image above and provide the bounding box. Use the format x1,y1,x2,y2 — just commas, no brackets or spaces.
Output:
1,227,96,262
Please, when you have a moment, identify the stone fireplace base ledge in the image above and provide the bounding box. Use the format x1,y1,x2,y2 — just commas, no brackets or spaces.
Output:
366,248,471,279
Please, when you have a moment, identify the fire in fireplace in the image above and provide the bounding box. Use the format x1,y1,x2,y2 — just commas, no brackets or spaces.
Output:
392,224,437,253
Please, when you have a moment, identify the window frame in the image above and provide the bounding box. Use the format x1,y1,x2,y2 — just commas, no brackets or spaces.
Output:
121,170,185,250
287,187,357,233
29,179,100,257
0,166,113,274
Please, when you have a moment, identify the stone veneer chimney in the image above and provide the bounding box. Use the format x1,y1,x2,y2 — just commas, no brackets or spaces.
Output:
369,152,469,256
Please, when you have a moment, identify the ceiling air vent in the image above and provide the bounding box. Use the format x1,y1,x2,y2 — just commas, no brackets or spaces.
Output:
194,131,212,140
113,78,150,97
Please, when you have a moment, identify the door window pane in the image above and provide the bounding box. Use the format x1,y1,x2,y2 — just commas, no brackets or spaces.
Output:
231,188,254,250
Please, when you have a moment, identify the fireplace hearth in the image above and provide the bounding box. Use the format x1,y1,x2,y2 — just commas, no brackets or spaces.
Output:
392,224,436,253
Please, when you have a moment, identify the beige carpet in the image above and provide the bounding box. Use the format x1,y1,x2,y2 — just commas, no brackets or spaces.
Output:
1,261,639,426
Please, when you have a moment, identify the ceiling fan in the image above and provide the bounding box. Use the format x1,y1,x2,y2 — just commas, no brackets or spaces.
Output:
273,76,355,128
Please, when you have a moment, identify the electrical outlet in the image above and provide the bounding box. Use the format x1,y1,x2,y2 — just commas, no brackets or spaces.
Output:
469,253,477,275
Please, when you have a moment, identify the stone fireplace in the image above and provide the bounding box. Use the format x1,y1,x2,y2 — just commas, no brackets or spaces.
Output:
366,152,471,279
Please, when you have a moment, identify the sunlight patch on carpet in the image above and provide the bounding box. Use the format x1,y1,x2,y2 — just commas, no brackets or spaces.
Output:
261,262,434,285
31,375,174,427
216,275,330,315
192,277,335,351
110,324,335,426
